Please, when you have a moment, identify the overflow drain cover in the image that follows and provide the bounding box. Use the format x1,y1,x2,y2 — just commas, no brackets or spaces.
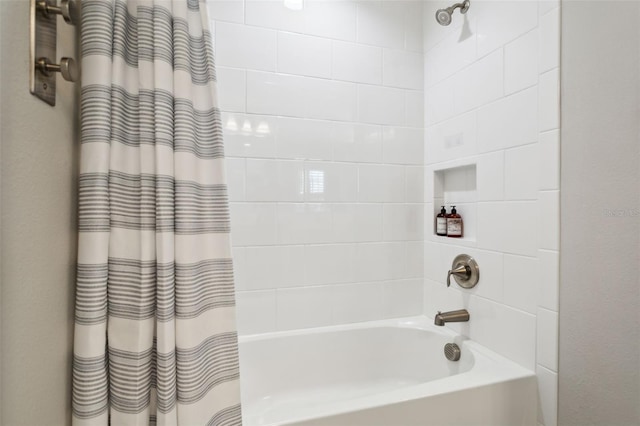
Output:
444,343,461,361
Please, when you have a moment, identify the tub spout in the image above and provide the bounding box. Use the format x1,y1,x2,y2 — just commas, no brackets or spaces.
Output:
434,309,470,326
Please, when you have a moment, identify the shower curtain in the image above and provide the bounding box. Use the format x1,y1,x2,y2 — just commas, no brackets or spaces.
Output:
72,1,242,424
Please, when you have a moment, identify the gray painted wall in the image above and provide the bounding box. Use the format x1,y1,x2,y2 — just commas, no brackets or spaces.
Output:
559,2,640,425
0,1,79,424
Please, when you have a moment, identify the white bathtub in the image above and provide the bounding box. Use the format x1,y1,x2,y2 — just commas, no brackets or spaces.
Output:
239,316,537,426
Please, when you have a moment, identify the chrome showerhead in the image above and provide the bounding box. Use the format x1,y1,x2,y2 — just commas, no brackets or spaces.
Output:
435,0,470,26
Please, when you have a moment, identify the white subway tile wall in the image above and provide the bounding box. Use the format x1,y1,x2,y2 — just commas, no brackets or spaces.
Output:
210,1,559,424
209,0,425,337
423,2,560,425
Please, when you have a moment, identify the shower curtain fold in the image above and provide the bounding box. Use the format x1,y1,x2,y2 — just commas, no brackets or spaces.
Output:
72,1,242,424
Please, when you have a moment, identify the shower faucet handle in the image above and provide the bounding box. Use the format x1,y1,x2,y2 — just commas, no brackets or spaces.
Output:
446,254,480,289
447,264,469,287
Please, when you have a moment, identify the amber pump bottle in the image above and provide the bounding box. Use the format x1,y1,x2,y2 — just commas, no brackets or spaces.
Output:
447,206,463,238
436,206,448,236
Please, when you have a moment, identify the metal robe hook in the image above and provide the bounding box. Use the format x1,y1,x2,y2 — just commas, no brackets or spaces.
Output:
30,0,79,105
36,0,78,25
35,57,78,82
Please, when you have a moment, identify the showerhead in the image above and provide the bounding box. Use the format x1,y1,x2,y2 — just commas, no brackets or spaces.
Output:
435,8,452,26
435,0,470,26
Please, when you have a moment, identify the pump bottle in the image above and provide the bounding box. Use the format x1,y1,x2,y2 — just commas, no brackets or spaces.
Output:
436,206,448,236
447,206,463,238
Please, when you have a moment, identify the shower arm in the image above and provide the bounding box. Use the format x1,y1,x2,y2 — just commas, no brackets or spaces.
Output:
448,0,470,15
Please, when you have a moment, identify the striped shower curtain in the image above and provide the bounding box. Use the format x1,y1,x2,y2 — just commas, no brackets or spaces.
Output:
72,1,242,424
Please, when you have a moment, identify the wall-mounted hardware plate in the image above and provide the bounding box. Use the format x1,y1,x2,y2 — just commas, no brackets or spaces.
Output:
450,254,480,289
30,0,57,106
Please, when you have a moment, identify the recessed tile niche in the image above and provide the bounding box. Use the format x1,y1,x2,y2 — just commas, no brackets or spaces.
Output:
432,163,477,245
